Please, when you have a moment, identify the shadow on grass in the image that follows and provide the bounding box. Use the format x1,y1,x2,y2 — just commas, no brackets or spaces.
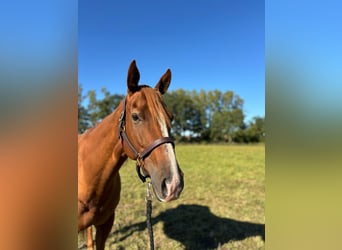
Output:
111,204,265,249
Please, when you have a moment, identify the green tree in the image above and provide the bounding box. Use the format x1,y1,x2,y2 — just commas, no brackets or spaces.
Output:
164,89,203,140
164,89,189,138
232,116,265,143
165,89,245,142
78,84,90,133
191,90,211,141
249,116,265,142
208,90,244,142
87,88,124,126
87,89,98,126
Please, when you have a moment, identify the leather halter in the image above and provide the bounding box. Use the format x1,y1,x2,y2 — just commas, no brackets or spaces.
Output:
118,97,174,183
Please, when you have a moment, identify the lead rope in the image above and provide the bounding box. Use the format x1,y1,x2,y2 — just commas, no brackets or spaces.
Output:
145,181,154,250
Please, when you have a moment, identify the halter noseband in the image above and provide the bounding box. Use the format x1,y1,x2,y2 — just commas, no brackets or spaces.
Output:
118,97,174,183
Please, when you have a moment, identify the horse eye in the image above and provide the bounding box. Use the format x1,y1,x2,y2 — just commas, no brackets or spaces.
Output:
131,113,140,122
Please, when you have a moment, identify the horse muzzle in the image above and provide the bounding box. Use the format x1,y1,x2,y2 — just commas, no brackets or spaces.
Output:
155,167,184,202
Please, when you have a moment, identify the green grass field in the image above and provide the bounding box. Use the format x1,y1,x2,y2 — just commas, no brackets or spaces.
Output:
79,144,265,250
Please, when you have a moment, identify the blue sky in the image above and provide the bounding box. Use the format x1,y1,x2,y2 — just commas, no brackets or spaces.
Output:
79,0,264,122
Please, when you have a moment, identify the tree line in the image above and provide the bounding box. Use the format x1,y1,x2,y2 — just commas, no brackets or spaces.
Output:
78,85,265,143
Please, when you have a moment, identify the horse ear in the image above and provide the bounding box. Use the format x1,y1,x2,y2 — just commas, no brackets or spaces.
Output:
127,60,140,94
155,69,171,95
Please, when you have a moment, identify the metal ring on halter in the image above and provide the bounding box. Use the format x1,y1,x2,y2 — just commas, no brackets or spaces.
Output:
136,163,147,183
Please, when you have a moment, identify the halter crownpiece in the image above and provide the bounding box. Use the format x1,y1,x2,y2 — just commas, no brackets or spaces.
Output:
118,97,174,183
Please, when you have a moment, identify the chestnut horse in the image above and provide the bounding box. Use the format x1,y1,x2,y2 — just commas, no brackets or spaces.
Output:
78,60,184,250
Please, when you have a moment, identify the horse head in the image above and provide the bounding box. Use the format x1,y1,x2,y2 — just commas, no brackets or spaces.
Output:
120,60,184,202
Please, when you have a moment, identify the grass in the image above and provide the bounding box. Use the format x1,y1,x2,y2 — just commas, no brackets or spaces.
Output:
79,144,265,250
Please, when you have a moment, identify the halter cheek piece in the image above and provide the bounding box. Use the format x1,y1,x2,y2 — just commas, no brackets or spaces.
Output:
118,97,174,183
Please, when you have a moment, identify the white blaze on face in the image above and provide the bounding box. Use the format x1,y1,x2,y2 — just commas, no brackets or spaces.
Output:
157,113,180,194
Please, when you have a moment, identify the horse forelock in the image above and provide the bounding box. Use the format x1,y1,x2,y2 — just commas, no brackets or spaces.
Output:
140,87,172,129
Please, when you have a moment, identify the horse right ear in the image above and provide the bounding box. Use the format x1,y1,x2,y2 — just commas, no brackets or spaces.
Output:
127,60,140,94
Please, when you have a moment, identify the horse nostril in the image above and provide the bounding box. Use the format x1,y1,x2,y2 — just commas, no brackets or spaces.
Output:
161,178,168,198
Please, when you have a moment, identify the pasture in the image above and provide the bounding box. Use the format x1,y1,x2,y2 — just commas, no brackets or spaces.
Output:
79,144,265,249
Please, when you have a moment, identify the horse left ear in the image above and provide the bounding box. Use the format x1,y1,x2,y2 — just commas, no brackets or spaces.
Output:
127,60,140,94
155,69,171,95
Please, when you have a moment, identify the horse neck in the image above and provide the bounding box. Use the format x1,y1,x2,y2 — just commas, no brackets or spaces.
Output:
81,102,127,173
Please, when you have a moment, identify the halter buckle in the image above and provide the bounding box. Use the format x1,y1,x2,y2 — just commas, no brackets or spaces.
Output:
119,111,126,134
136,155,143,167
119,111,125,122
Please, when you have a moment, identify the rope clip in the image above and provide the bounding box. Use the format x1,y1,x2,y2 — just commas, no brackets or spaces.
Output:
145,181,153,202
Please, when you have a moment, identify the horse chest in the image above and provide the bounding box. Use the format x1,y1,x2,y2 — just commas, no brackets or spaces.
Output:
78,173,121,228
